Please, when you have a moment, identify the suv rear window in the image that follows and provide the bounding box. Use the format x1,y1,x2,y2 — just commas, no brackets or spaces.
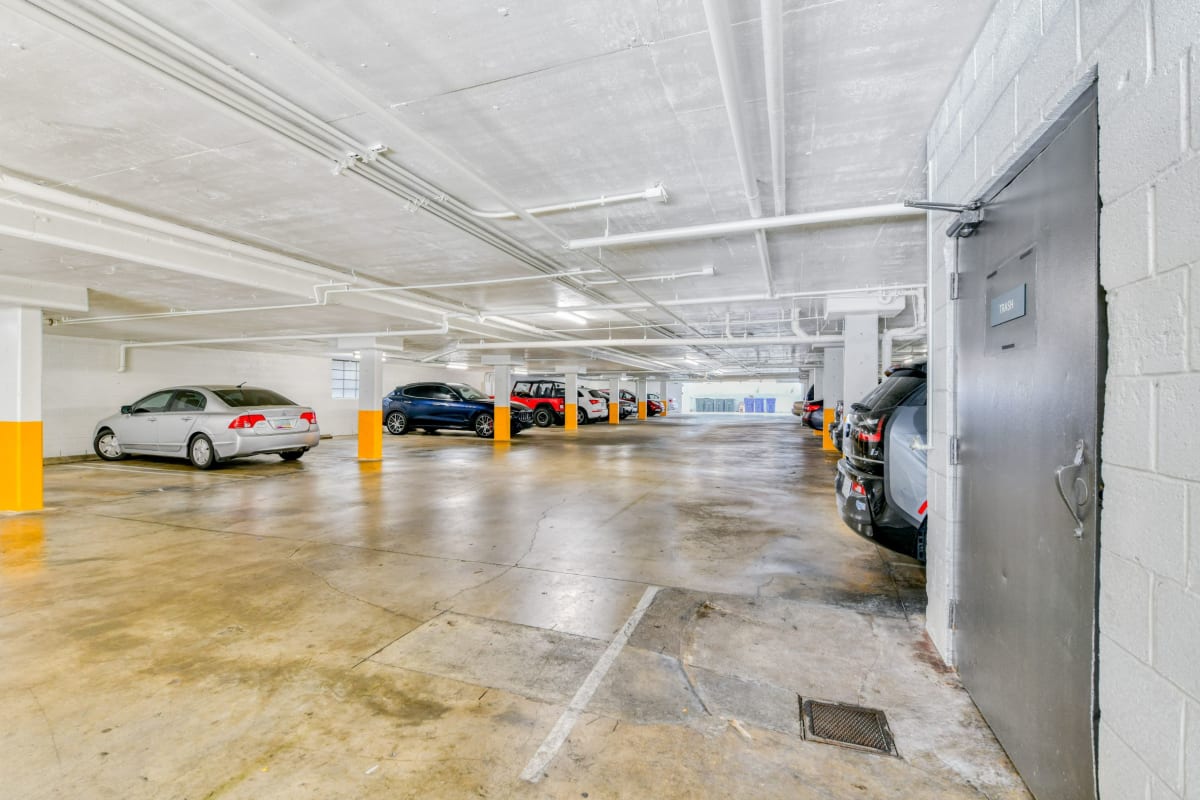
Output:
854,373,924,412
213,388,296,407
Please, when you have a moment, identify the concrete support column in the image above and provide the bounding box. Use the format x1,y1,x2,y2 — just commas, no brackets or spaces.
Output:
843,313,880,408
357,346,383,461
0,307,43,511
608,377,621,425
492,364,511,442
822,347,845,451
659,380,669,417
563,371,579,431
636,379,648,420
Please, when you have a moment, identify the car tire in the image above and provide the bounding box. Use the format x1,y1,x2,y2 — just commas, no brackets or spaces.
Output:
577,407,587,425
280,450,304,461
385,410,408,435
474,412,495,439
188,434,218,470
93,429,126,461
533,406,554,428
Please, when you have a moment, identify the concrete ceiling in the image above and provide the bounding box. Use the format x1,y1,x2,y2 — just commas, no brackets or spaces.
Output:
0,0,994,378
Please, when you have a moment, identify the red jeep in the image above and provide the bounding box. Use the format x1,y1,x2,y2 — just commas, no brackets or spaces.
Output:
511,380,599,427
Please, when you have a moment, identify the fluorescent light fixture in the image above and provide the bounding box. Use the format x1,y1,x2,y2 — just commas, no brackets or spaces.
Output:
446,362,469,370
683,358,700,365
556,310,588,325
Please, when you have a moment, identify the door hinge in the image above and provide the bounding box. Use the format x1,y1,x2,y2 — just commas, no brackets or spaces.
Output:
949,271,961,300
948,436,961,465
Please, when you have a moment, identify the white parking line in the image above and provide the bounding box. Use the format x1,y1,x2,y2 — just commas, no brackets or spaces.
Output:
519,585,660,784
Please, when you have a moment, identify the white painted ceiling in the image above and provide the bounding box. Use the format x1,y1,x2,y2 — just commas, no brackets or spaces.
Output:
0,0,994,377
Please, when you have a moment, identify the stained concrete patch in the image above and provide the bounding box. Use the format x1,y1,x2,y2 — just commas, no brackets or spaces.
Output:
371,613,607,707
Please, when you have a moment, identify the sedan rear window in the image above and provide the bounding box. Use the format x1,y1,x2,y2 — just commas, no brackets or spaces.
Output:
213,388,296,407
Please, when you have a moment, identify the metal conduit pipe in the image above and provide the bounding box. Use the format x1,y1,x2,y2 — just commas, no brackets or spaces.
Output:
117,322,450,372
567,203,925,249
464,185,668,220
702,0,775,297
472,285,928,319
762,0,786,215
455,334,843,352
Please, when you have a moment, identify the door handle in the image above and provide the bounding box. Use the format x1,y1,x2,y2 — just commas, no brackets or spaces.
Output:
1054,439,1089,539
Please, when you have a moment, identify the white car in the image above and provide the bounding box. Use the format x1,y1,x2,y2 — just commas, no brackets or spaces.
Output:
93,385,320,469
580,389,610,422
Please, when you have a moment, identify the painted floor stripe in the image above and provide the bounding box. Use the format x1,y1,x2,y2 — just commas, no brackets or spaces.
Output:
58,464,253,479
519,584,660,784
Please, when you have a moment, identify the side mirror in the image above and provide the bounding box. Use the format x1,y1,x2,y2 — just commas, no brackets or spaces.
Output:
120,405,132,415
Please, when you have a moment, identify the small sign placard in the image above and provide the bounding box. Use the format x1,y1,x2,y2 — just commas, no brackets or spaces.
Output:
990,284,1027,327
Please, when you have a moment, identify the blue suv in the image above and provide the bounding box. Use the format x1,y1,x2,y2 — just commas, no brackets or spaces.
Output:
383,382,534,439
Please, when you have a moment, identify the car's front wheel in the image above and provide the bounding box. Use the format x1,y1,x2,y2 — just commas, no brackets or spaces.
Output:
385,410,408,435
94,429,126,461
474,412,495,439
188,434,218,470
532,406,554,428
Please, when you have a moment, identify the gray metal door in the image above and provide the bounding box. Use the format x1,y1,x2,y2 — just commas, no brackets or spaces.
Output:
955,97,1100,800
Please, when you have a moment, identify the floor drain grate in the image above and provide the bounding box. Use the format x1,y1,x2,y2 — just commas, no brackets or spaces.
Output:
799,698,898,757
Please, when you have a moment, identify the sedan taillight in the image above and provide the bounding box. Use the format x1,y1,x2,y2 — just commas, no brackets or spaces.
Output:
589,399,600,405
300,411,317,424
229,413,266,429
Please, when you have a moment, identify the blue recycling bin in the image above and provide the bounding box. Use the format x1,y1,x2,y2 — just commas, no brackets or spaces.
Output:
765,398,777,413
744,397,755,413
752,398,765,413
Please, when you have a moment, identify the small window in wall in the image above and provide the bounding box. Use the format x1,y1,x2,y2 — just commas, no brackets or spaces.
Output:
331,358,360,399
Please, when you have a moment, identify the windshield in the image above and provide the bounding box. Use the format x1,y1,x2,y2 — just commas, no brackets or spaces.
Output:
213,388,296,407
450,384,488,401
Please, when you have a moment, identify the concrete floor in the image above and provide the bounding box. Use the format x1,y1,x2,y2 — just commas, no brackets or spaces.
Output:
0,415,1030,799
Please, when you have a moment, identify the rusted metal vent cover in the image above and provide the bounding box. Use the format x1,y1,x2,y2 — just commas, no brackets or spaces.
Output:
800,698,898,757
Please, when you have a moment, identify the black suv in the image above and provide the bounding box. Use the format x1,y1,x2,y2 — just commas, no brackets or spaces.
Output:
834,367,928,560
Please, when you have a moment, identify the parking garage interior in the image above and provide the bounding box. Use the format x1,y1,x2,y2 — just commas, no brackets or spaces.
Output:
1,2,1198,799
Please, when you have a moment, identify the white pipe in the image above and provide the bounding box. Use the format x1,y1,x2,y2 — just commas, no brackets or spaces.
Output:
464,185,667,220
567,203,924,249
117,323,449,372
472,284,928,319
762,0,786,215
582,266,715,286
456,334,842,352
702,0,775,297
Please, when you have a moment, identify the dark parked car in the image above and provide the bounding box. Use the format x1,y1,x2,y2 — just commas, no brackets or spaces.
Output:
801,398,824,430
384,382,533,438
835,367,928,560
830,400,846,450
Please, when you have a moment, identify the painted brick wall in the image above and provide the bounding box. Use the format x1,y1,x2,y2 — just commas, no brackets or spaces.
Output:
925,1,1199,797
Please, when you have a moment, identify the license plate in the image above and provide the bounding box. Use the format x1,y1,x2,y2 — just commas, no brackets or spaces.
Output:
274,419,295,430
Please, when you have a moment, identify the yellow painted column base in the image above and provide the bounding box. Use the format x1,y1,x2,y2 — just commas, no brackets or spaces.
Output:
357,409,383,460
564,403,578,431
609,403,620,424
0,420,43,511
637,401,647,420
822,408,837,451
494,405,511,442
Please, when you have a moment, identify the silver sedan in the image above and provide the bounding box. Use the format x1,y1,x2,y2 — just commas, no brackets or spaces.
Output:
92,385,320,469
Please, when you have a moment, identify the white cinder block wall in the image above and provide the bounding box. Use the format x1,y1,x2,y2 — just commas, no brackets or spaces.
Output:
41,335,485,457
925,1,1200,797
